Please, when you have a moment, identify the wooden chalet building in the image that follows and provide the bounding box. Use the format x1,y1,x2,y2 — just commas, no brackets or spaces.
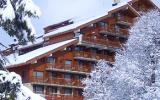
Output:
4,0,159,100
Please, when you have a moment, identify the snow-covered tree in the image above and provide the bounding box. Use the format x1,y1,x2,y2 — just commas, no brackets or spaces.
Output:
111,9,160,99
83,60,112,100
83,10,160,100
0,0,41,44
0,70,45,100
0,0,44,100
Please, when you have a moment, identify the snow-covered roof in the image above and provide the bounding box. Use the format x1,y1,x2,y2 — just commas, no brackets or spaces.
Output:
5,38,77,67
43,1,129,38
43,0,160,38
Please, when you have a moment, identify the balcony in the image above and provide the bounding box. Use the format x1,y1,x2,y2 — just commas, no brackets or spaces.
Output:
99,28,129,38
46,63,90,75
78,35,121,51
74,51,114,63
31,77,83,89
45,95,83,100
116,17,132,27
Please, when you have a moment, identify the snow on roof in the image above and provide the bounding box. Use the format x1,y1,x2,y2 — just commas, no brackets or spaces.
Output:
43,1,129,38
43,0,159,38
5,38,77,67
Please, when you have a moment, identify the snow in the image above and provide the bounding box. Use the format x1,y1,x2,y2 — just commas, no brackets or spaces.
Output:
0,70,45,100
153,0,160,8
23,16,36,36
43,0,160,38
83,10,160,100
5,38,77,67
17,86,45,100
43,1,129,38
0,0,15,21
19,0,41,17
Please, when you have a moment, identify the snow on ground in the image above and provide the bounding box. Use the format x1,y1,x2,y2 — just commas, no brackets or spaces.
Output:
5,38,77,67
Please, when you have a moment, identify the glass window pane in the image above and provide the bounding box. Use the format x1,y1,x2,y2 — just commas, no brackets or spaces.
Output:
33,71,43,78
64,74,71,80
65,60,72,65
64,88,72,95
33,85,44,94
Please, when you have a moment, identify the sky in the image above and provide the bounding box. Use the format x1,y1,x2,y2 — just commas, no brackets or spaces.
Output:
0,0,160,49
0,0,113,49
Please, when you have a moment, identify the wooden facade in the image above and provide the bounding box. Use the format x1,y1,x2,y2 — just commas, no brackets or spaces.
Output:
7,0,158,100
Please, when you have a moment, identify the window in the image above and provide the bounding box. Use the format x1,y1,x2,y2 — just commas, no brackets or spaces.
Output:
64,74,71,81
33,85,44,94
75,32,81,38
33,71,43,78
90,62,96,71
64,88,72,95
115,25,120,32
99,21,108,28
65,60,72,66
77,89,83,96
49,72,56,79
48,87,58,94
47,57,55,63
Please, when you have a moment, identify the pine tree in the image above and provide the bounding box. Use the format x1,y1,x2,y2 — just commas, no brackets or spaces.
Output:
83,10,160,100
83,60,112,100
0,0,43,100
0,0,41,44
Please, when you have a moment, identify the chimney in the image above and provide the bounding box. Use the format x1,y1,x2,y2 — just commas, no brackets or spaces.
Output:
112,0,120,6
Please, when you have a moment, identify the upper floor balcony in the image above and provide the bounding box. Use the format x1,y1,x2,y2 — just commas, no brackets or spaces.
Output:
46,63,90,75
74,51,114,63
31,77,83,89
99,27,129,38
116,17,133,27
78,35,121,51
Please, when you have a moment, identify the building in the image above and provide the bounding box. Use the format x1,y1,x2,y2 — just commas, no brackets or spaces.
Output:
4,0,159,100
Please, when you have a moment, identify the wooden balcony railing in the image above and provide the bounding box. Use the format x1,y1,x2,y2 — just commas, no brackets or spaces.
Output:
45,95,83,100
74,51,114,62
116,17,133,26
46,63,91,74
31,77,83,88
99,26,129,37
82,36,121,48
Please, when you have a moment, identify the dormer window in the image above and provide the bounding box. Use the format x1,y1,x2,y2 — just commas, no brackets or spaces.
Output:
74,32,81,38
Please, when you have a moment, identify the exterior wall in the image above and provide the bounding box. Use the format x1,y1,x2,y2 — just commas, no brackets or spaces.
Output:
44,32,75,46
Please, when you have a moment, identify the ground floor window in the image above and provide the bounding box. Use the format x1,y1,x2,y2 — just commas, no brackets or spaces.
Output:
48,87,58,94
33,85,44,94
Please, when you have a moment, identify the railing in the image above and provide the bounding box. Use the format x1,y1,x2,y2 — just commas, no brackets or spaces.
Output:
99,27,129,37
46,63,91,74
45,95,83,100
74,51,114,62
116,16,133,26
82,36,121,48
31,77,83,88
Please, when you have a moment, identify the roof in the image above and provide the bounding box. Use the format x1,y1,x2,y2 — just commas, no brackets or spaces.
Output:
43,0,159,38
5,38,78,68
43,1,130,38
